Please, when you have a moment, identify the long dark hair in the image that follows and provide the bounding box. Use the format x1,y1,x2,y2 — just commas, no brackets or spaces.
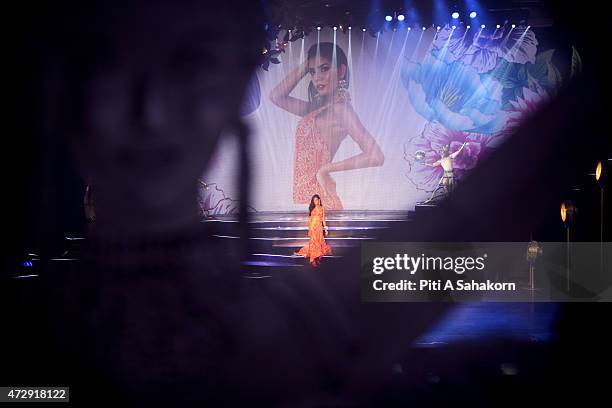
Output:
306,42,349,107
309,194,321,215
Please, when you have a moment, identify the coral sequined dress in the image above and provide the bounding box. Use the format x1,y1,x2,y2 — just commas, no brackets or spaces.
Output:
294,205,332,263
293,105,344,210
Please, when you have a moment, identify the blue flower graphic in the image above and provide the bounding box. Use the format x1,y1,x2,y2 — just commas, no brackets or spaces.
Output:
401,55,508,134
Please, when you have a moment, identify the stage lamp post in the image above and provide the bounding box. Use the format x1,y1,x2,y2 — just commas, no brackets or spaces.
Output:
526,240,542,290
561,201,576,292
595,160,606,275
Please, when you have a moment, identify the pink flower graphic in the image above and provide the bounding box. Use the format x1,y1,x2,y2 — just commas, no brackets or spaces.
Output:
404,121,503,192
506,86,551,131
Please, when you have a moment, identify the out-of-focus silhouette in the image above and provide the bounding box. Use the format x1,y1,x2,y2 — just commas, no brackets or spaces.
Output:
4,1,447,405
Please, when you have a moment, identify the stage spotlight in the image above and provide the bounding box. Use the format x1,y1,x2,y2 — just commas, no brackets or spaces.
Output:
436,26,441,30
362,28,366,32
560,201,576,225
385,15,393,22
481,24,486,28
452,12,459,19
408,27,411,30
348,26,352,30
496,24,501,28
511,24,516,28
470,11,477,18
452,25,456,29
398,14,405,21
596,161,603,183
317,26,321,31
467,25,471,29
333,26,337,30
422,26,426,30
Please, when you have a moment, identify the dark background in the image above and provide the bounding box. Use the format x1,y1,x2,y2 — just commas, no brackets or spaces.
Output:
2,0,611,405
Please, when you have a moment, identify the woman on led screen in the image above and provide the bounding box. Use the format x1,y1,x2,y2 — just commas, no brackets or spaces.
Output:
270,42,384,210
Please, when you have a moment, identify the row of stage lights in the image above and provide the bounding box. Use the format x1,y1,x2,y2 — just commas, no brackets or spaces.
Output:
385,11,479,22
313,23,517,32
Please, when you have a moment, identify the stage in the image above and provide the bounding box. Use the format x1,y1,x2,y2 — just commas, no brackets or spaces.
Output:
206,210,412,269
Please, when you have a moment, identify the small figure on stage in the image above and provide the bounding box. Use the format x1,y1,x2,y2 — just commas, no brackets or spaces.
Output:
294,194,332,267
420,142,467,203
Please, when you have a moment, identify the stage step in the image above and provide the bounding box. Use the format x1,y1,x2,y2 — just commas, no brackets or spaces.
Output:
209,211,415,260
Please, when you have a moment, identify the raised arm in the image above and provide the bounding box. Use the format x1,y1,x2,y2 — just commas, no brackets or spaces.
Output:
450,142,467,159
324,103,384,173
269,60,311,117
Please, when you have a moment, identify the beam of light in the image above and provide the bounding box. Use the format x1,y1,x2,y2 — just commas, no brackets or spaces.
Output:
374,31,381,60
498,24,516,50
348,24,354,101
373,27,413,136
379,28,397,84
354,27,367,116
414,26,426,57
498,26,531,62
299,37,305,63
460,24,471,43
434,23,455,66
332,27,337,106
463,25,531,132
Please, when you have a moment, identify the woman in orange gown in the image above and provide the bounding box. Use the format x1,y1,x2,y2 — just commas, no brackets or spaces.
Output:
294,194,332,266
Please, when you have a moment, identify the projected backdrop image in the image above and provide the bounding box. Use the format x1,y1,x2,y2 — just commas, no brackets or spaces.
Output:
200,24,569,214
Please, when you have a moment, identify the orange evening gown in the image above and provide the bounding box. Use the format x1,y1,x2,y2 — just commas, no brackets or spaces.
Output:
294,205,332,264
293,105,344,210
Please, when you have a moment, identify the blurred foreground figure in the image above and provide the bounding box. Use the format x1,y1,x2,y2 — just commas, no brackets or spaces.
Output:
70,2,258,236
41,1,446,405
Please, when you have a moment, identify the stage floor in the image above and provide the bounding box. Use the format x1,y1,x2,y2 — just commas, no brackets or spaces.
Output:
9,210,561,352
